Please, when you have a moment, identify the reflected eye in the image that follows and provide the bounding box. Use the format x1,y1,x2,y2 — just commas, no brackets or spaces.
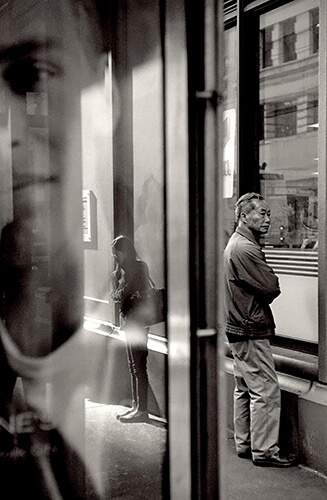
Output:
2,58,60,96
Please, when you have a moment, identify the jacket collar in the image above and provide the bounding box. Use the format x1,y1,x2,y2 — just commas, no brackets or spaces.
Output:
235,225,261,246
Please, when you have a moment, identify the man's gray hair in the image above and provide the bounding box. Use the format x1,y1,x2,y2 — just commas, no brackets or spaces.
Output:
235,192,264,222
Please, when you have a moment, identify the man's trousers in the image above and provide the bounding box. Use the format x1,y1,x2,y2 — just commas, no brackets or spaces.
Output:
230,338,281,460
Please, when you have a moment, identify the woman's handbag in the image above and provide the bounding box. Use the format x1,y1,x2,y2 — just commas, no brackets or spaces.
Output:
142,283,166,326
127,278,166,327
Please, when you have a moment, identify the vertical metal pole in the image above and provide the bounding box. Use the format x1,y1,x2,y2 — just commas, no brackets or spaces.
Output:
237,0,243,200
187,0,226,497
165,0,192,498
237,1,260,196
318,0,327,383
202,0,226,498
166,0,226,497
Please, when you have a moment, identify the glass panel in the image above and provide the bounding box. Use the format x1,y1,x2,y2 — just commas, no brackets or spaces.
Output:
132,53,166,341
0,0,91,494
82,54,114,323
0,0,167,497
223,26,238,243
260,0,319,343
84,1,168,498
260,2,319,250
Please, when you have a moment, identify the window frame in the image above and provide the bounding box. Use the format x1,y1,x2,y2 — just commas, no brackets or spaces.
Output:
236,0,327,381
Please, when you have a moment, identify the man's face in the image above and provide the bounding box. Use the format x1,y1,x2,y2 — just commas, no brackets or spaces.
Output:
0,1,99,217
243,200,271,236
0,0,105,355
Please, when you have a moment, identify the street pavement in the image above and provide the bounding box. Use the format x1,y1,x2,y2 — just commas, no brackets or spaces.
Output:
85,400,327,499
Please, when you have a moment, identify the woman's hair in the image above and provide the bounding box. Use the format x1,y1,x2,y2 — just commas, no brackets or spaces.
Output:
111,235,138,260
110,235,138,300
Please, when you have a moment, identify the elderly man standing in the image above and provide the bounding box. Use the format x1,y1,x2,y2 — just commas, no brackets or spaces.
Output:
224,192,297,467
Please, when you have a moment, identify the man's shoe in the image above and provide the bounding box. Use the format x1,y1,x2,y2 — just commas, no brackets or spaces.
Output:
237,450,252,459
119,410,149,424
253,453,298,468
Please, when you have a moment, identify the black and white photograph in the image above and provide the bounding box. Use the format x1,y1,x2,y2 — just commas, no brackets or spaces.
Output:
0,1,326,499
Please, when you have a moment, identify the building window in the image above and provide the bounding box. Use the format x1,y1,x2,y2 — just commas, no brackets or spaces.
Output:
265,102,297,138
310,8,319,54
281,17,296,63
259,104,265,140
307,97,318,131
261,26,273,68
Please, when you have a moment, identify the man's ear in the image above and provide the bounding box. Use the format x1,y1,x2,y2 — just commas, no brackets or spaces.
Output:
240,211,247,224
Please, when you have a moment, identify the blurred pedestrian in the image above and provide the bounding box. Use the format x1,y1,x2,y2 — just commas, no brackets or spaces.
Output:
111,235,151,423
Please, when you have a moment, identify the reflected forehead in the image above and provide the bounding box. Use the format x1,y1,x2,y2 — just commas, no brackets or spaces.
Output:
0,0,76,52
0,1,103,69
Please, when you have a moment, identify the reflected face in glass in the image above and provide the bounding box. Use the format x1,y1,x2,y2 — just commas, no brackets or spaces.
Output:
0,1,102,215
244,200,271,235
0,0,107,355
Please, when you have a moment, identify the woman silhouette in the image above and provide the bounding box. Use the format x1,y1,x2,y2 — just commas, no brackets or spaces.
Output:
111,235,151,423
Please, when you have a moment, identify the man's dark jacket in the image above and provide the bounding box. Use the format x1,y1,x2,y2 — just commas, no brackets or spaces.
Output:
224,225,281,342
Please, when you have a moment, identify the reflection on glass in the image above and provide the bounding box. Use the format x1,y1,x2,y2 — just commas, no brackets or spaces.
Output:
222,26,238,241
259,2,319,250
259,0,319,344
0,1,108,496
0,0,167,498
222,1,319,343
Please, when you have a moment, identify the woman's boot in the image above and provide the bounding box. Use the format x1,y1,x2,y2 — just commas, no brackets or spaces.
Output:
119,377,149,423
116,374,138,420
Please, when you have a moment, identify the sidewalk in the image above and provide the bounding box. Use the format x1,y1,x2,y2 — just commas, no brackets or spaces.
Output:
85,400,167,499
226,436,327,500
85,400,327,499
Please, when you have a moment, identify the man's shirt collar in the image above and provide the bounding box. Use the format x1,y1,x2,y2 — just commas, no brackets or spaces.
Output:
235,225,261,246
